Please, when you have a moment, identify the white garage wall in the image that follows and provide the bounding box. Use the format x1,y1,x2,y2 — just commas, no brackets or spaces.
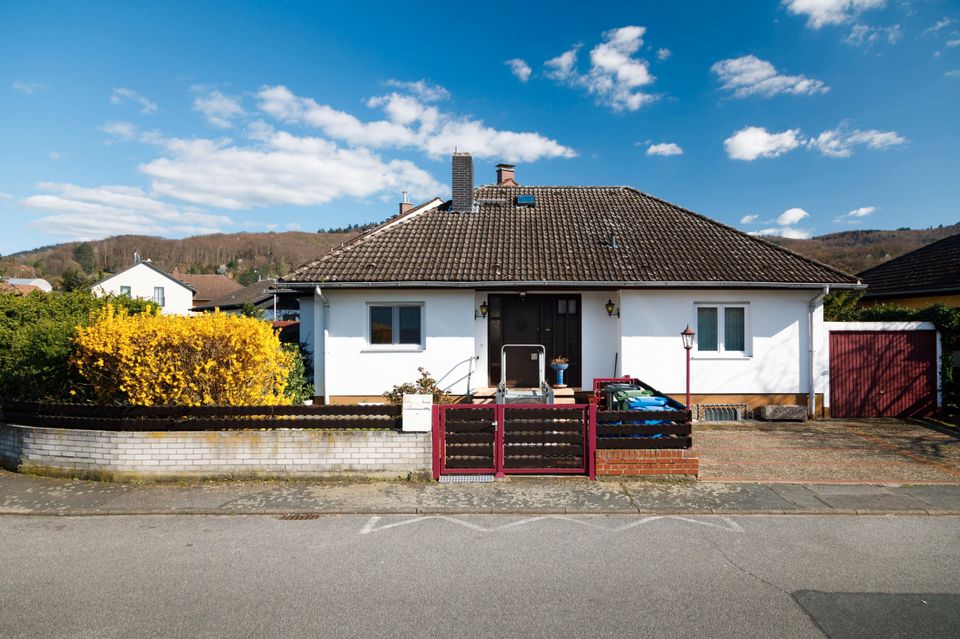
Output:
619,289,817,395
320,289,478,397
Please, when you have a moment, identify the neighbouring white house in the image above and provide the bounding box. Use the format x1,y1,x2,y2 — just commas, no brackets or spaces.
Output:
91,257,195,315
281,153,864,416
3,277,53,293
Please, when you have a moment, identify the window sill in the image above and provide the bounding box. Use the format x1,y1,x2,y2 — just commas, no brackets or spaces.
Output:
692,353,752,361
361,346,426,353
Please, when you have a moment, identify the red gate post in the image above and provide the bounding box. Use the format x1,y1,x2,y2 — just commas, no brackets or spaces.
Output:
431,405,441,481
587,403,597,480
494,405,505,479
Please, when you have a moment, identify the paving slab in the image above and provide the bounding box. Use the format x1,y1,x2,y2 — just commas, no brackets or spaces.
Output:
803,484,930,511
620,481,798,513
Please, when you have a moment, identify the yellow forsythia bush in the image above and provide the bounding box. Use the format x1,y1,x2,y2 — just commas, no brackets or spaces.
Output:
73,305,295,406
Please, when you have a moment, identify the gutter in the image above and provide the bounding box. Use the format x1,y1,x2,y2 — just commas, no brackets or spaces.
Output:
279,279,865,290
314,285,330,405
808,286,829,418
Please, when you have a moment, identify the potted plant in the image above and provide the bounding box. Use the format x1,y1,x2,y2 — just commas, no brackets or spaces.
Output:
550,356,570,388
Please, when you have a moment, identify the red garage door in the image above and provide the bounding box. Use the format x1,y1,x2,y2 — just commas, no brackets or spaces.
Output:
829,331,938,418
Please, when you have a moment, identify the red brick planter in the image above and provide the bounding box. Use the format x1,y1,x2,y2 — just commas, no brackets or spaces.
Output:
596,448,699,477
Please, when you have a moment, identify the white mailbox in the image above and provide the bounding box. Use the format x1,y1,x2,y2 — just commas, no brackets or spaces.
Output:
402,393,433,432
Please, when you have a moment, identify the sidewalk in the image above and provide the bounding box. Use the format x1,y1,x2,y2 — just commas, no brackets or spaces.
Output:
3,470,960,516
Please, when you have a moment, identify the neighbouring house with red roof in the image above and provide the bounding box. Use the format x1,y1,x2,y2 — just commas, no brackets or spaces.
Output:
280,153,863,415
174,272,243,308
858,233,960,310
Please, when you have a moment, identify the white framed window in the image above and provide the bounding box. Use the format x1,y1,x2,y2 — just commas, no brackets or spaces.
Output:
367,303,424,349
119,286,131,297
153,286,165,307
695,303,749,357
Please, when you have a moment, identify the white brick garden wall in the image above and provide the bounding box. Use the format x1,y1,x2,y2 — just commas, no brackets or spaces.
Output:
0,422,431,480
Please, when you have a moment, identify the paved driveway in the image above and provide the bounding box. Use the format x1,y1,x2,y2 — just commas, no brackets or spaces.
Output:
696,419,960,484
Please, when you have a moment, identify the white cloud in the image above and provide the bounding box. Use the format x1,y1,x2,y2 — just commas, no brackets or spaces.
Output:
656,48,672,61
257,84,575,162
783,0,886,29
110,88,158,115
724,126,803,160
948,39,960,48
0,192,13,200
139,129,446,210
846,23,902,47
193,90,245,128
808,123,906,157
98,120,165,145
505,58,532,82
383,79,450,102
712,55,828,98
740,214,758,224
21,183,231,240
836,205,876,222
752,226,812,239
646,142,683,156
946,70,960,78
284,222,302,230
545,47,581,81
48,151,66,160
726,122,905,160
924,18,952,36
777,207,809,225
12,80,50,95
544,26,659,111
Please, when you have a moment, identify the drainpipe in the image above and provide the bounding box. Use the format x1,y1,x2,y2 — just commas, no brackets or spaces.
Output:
807,286,829,418
314,285,330,404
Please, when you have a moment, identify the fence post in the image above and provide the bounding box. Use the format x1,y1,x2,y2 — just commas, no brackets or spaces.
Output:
587,403,597,480
494,405,505,479
431,405,441,481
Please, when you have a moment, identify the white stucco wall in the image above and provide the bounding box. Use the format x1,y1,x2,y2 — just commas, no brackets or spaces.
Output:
92,263,193,315
618,289,820,395
316,289,477,397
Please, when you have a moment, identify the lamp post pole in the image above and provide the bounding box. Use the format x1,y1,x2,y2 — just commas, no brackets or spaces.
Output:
681,325,695,410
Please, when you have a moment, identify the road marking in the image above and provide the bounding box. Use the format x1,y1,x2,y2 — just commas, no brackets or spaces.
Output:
359,515,743,535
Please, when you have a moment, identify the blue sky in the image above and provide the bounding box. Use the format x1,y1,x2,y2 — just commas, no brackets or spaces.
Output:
1,0,959,255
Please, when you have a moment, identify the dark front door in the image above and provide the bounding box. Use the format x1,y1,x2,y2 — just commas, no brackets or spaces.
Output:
488,294,582,388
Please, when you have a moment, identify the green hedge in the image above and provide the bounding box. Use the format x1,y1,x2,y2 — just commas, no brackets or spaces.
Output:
0,291,155,401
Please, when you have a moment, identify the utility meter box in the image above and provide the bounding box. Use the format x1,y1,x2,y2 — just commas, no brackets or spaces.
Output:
402,393,433,432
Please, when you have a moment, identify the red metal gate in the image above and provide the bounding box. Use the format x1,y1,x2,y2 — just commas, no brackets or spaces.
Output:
433,404,593,478
829,330,938,418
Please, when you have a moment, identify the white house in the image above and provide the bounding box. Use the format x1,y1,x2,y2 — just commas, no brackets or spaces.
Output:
282,154,864,416
91,260,195,315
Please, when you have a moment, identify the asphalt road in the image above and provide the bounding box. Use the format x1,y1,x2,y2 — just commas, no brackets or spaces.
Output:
1,514,959,638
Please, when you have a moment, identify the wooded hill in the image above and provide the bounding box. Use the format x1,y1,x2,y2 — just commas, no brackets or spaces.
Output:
2,222,958,290
767,223,960,276
0,231,360,289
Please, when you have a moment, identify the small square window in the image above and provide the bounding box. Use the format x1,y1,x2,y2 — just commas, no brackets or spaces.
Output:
119,286,131,297
696,304,748,355
153,287,165,307
369,304,423,347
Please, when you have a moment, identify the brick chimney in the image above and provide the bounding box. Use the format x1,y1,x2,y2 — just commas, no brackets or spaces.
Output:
496,163,517,186
451,152,474,212
399,191,413,215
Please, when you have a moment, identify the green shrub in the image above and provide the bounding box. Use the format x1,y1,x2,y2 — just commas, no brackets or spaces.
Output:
383,367,452,405
0,290,154,401
283,342,315,405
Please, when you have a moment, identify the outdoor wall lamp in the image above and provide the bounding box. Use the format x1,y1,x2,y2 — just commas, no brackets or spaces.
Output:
681,324,695,410
604,299,620,318
475,301,489,319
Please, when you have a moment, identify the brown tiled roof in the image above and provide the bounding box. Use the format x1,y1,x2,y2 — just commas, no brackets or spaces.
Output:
282,186,860,287
0,282,41,295
175,273,242,303
193,279,296,311
859,233,960,298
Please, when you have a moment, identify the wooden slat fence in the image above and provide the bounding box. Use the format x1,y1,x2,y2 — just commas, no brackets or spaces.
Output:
0,401,402,431
595,409,692,449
